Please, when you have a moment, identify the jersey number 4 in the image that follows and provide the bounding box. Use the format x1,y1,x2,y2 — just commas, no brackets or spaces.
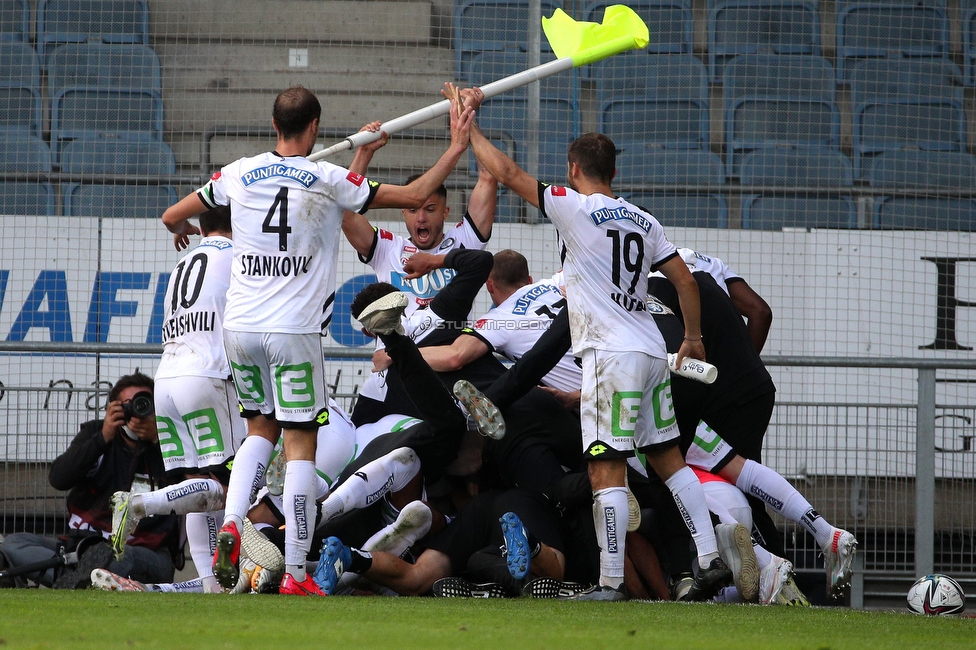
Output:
607,229,645,295
263,187,292,251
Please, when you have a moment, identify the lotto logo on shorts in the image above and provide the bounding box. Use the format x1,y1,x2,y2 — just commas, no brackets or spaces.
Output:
611,391,642,438
315,408,330,425
588,444,608,457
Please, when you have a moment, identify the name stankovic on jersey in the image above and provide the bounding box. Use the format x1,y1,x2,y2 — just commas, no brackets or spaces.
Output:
241,164,319,188
589,206,652,233
240,253,313,277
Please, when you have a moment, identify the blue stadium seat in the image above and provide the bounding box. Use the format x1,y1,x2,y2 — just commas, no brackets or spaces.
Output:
738,147,853,186
467,50,576,101
0,133,56,216
871,198,976,231
962,7,976,86
835,3,949,82
866,151,976,189
599,98,708,150
476,95,577,171
592,53,707,105
0,0,29,41
741,196,858,230
849,59,965,175
59,138,177,218
50,87,163,161
708,1,821,82
62,184,178,217
739,147,856,230
614,148,726,229
620,194,728,228
615,146,723,186
722,54,839,176
59,138,176,174
0,42,42,136
582,1,691,81
867,151,976,232
37,0,149,60
47,43,161,94
454,0,560,80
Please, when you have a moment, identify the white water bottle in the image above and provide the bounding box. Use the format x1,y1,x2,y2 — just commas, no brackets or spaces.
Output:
667,353,718,384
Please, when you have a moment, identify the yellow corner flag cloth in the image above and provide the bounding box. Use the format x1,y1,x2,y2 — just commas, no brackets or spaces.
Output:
542,5,650,67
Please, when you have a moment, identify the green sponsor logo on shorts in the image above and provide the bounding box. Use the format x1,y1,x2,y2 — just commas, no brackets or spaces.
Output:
612,391,642,438
651,379,676,429
588,444,608,457
693,423,721,453
231,362,265,403
315,408,330,425
155,416,184,459
185,407,224,455
276,362,315,408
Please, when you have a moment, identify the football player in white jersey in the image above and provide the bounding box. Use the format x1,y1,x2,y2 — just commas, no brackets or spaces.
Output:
161,86,474,596
457,83,731,601
341,123,499,426
419,249,581,394
672,247,772,354
110,206,243,593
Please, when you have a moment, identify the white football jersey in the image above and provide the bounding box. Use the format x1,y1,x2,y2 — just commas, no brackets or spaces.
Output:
649,248,742,295
469,276,581,393
197,152,375,333
540,183,677,357
364,217,488,316
156,236,233,380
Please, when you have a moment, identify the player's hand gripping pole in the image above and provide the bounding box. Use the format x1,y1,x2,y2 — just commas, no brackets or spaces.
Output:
308,5,649,161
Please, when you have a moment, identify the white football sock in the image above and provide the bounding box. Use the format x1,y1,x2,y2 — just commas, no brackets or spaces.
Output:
665,466,719,568
284,459,317,581
222,436,274,529
736,459,834,548
186,511,220,583
317,448,420,527
592,487,628,589
155,578,205,593
137,479,224,517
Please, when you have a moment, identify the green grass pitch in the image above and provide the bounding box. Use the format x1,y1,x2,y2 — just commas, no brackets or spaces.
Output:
1,591,973,649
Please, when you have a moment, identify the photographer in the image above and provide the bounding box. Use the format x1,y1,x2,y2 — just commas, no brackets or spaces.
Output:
0,373,182,588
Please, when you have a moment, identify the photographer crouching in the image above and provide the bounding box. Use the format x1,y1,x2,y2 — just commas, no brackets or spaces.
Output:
0,372,182,588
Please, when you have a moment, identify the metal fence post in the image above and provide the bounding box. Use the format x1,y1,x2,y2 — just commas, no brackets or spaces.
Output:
916,367,936,577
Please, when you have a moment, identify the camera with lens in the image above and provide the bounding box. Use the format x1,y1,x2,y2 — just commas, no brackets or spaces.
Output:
122,390,154,420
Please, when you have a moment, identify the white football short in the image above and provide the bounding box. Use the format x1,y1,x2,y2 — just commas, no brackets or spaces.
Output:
579,348,679,460
224,329,330,428
154,375,245,473
684,421,737,473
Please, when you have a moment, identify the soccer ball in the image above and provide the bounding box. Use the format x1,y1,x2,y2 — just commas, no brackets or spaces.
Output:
906,574,966,616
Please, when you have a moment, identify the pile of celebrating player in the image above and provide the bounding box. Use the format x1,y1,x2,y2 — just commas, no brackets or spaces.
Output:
96,83,858,603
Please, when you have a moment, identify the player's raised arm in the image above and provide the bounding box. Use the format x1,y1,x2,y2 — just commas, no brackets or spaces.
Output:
343,121,389,257
369,93,473,209
161,192,206,250
466,159,498,240
727,279,773,354
456,84,540,209
657,254,705,368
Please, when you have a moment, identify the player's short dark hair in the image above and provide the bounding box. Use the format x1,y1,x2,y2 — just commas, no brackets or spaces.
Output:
568,133,616,185
351,282,400,321
490,249,530,289
405,173,447,201
199,205,231,236
109,372,154,402
272,86,322,140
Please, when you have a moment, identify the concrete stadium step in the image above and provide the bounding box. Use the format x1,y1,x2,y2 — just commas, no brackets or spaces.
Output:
149,0,434,44
156,43,452,96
